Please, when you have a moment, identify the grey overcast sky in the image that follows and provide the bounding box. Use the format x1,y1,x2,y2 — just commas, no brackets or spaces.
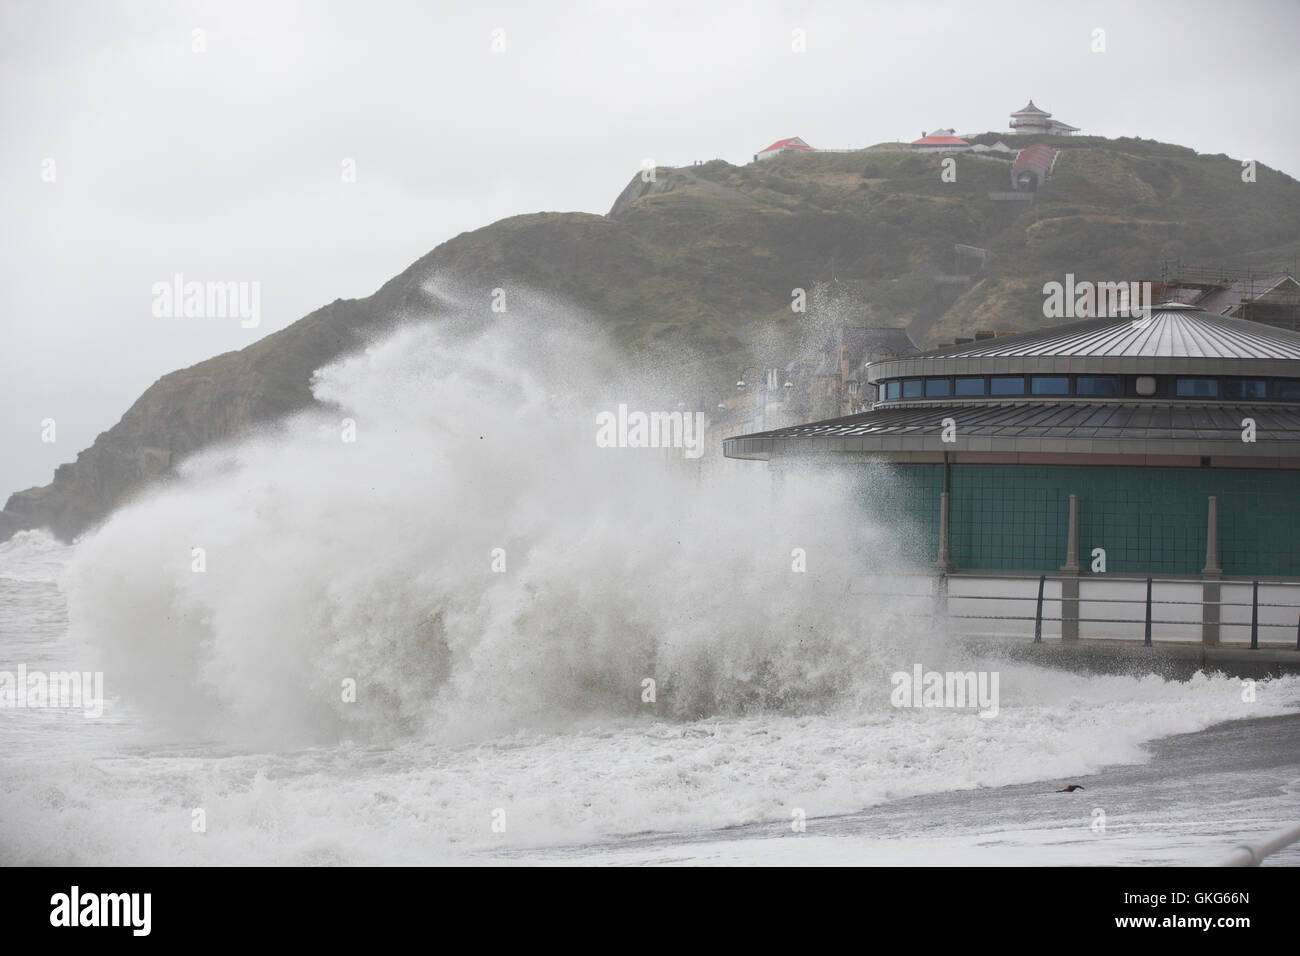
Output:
2,0,1297,498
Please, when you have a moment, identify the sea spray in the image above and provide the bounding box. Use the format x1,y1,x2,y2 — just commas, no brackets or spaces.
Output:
6,511,1299,861
65,295,940,748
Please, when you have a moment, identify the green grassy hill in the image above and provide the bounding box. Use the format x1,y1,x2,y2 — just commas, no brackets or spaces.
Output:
4,135,1298,539
408,136,1298,358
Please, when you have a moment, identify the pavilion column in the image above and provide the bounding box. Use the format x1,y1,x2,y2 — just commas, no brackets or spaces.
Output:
934,490,955,572
1201,495,1222,646
1059,493,1081,642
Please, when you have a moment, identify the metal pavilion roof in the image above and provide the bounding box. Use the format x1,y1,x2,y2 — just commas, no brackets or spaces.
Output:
864,304,1300,383
723,304,1300,463
919,305,1300,362
724,401,1300,461
743,401,1300,441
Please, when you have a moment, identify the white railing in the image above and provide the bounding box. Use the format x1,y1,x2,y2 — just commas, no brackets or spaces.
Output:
1218,823,1300,866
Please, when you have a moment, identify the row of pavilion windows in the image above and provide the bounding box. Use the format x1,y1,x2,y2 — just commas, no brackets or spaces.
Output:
878,374,1300,402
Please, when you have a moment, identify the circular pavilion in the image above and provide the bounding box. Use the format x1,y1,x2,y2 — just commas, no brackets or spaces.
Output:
724,304,1300,579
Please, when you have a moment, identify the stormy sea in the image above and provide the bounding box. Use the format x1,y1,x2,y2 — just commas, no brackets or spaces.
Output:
2,304,1298,866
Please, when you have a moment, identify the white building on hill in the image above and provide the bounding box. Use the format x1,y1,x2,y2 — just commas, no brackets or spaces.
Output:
755,136,814,161
1009,100,1080,136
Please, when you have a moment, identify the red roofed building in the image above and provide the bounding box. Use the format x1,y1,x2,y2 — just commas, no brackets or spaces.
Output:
911,128,969,151
1011,143,1059,190
756,136,814,161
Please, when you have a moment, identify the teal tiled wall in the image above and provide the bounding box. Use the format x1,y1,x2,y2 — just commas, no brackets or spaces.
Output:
949,465,1070,571
862,464,1300,576
857,463,942,566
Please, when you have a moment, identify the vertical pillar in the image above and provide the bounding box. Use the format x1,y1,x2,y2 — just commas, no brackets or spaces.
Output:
934,490,955,572
1202,495,1222,646
1059,493,1080,642
931,571,949,639
1061,493,1080,573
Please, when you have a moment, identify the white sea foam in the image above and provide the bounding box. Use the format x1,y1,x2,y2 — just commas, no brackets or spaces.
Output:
0,529,71,584
61,299,933,747
1,294,1296,864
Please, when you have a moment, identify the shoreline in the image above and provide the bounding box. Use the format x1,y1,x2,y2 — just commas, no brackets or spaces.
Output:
501,710,1300,865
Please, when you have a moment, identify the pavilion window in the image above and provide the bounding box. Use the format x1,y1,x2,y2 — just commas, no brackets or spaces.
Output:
1076,375,1120,397
1224,379,1267,400
990,376,1026,396
1175,378,1218,398
1030,376,1069,396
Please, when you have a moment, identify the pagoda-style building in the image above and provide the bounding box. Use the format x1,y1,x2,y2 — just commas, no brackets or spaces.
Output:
1009,100,1080,136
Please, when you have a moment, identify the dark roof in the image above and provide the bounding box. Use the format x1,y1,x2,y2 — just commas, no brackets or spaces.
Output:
1013,100,1050,116
724,401,1300,460
1196,274,1300,316
747,402,1300,442
808,327,918,377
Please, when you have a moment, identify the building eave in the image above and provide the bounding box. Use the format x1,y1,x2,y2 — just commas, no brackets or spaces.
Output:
723,400,1300,463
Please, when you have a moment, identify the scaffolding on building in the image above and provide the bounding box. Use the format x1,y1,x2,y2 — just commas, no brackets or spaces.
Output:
1156,259,1300,330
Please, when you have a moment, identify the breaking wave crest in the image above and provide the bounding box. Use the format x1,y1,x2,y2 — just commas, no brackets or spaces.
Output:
67,296,930,747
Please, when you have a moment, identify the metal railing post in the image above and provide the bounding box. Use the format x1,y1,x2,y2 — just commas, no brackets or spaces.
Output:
932,572,949,637
1219,822,1300,866
920,575,1300,653
1250,581,1259,649
1034,574,1045,643
1144,577,1153,646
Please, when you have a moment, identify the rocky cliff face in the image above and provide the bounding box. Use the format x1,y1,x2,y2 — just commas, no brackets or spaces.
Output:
5,139,1299,541
0,267,438,541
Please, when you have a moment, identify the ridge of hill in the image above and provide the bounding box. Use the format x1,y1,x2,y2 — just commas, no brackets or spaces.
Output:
4,135,1298,540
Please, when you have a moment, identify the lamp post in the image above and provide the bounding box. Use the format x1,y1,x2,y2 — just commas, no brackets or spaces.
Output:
736,366,789,432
